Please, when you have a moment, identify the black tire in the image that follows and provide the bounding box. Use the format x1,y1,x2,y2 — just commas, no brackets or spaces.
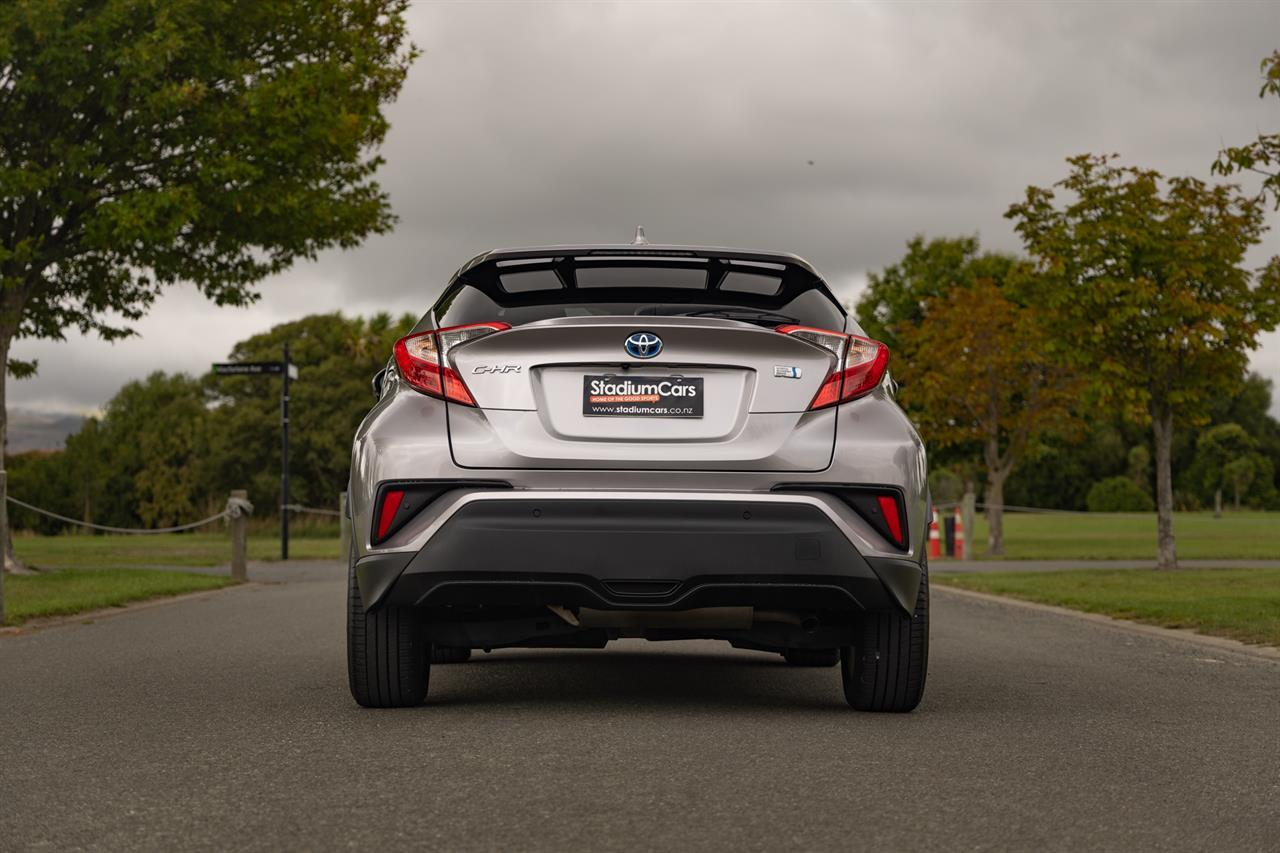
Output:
782,648,840,667
347,551,431,708
841,562,929,712
432,646,472,664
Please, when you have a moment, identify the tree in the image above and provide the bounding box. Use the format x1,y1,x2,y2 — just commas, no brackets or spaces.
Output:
1213,50,1280,208
1189,423,1273,514
204,312,413,515
1086,477,1153,513
62,417,110,526
0,2,415,620
1223,457,1257,511
3,312,414,544
896,277,1082,555
856,235,1028,352
107,373,214,527
1126,445,1151,495
1007,154,1280,569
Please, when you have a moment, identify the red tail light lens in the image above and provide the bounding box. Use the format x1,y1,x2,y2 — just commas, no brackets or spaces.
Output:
375,489,406,541
776,325,889,410
840,336,892,402
876,494,904,546
393,322,511,405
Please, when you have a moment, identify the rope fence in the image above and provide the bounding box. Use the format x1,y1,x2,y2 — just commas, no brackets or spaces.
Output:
281,504,342,517
932,500,1096,515
3,491,353,581
4,495,349,536
5,494,252,535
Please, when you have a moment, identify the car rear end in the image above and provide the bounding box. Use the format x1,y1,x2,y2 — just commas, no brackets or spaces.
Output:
347,245,929,711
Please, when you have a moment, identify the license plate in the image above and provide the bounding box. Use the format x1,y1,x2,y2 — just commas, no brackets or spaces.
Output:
582,374,704,418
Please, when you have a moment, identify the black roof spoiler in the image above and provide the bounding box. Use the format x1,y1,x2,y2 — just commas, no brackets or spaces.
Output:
457,244,822,278
433,244,845,322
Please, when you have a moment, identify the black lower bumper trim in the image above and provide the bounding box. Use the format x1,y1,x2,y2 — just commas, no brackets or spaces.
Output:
355,497,923,614
381,571,885,612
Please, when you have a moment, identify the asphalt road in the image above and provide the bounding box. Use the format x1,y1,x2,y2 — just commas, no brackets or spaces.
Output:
1,561,1277,852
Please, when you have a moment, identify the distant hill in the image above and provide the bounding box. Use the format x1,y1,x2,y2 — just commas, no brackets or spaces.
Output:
6,408,85,453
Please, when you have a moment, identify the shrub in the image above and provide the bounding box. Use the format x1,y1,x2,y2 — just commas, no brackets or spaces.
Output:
928,468,966,505
1086,476,1155,512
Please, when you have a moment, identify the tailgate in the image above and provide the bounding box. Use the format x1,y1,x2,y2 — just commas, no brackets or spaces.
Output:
445,316,837,471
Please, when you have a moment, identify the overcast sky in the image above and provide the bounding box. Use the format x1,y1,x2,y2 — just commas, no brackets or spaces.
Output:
12,0,1280,415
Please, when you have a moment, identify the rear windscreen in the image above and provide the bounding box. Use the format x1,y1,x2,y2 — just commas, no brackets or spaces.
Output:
431,258,846,331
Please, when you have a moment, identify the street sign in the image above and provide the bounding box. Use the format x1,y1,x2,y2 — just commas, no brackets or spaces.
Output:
211,350,297,559
213,361,285,376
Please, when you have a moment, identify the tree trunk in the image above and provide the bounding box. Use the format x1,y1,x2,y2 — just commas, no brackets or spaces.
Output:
0,330,8,624
1214,489,1222,519
985,472,1006,557
1151,403,1178,571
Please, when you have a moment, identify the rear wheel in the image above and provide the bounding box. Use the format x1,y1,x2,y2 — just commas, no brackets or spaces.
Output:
347,551,431,708
432,646,472,664
782,648,840,667
841,562,929,712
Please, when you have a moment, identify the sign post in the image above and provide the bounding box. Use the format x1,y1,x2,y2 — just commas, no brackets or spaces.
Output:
212,350,298,560
281,343,290,561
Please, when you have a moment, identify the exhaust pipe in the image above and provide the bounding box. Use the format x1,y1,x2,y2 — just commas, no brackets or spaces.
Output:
754,610,820,633
547,606,820,633
559,607,753,630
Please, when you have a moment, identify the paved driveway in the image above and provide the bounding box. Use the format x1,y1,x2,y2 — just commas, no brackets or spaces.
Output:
1,561,1276,851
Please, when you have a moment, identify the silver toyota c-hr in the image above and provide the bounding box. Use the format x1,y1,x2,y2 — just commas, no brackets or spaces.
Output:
348,243,929,711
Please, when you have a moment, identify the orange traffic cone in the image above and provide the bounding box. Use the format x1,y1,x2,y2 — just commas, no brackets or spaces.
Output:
928,507,942,559
953,506,965,560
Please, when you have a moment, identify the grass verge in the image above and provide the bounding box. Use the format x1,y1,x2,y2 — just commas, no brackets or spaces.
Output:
934,568,1280,646
12,532,340,570
965,511,1280,560
3,568,237,627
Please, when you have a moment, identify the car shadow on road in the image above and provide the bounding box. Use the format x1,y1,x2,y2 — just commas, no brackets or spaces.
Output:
423,648,852,712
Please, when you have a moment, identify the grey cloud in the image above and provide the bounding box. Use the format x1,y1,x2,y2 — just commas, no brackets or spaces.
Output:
12,0,1280,414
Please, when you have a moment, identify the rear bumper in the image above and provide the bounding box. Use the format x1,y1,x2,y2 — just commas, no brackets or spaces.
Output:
355,492,923,615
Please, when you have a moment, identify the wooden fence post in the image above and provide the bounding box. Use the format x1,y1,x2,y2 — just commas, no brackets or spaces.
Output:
338,491,351,562
230,489,249,581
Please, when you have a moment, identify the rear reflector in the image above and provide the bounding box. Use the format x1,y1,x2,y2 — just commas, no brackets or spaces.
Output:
847,490,907,550
775,325,889,410
774,485,909,551
375,489,405,540
393,322,511,405
369,480,513,546
877,494,903,545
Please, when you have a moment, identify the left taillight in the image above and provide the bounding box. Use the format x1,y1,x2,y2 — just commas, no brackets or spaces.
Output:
393,322,511,406
775,325,890,410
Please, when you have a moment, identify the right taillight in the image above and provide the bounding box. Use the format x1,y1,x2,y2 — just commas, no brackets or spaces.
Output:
776,325,890,410
393,322,510,405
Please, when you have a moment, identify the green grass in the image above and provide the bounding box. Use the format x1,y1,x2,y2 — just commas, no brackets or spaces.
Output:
11,511,1280,569
934,568,1280,646
963,511,1280,560
3,568,237,626
12,532,340,571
